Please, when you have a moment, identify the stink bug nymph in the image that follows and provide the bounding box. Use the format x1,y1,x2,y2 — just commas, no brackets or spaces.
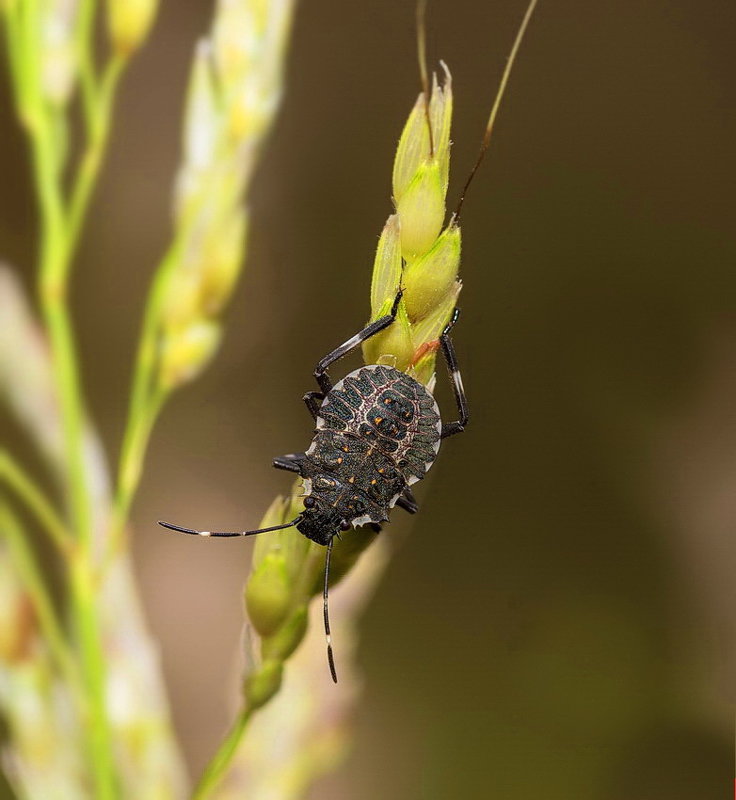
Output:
159,290,468,682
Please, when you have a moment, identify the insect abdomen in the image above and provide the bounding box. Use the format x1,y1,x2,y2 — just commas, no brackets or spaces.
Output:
314,364,442,487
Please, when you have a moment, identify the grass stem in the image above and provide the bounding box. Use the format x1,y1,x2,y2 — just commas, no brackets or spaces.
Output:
191,709,253,800
0,450,73,553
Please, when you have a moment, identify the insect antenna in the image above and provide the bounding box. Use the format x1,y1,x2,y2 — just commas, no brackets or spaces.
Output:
453,0,539,221
323,538,338,683
157,516,303,538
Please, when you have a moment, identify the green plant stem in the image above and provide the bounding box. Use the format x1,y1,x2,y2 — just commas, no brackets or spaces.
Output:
75,0,99,126
2,7,25,112
0,450,73,553
24,55,120,800
108,214,200,558
35,203,119,800
108,384,167,557
33,129,93,550
67,55,127,261
192,709,254,800
68,552,118,800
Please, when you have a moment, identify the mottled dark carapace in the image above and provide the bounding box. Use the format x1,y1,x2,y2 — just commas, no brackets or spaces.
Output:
296,365,442,544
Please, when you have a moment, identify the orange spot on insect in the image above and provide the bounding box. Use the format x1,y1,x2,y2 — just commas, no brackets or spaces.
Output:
374,417,383,424
348,476,355,483
336,457,343,464
370,479,377,485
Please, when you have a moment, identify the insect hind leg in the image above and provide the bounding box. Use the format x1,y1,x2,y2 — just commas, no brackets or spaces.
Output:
439,308,469,439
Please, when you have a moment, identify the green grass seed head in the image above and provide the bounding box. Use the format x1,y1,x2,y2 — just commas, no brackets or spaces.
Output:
159,319,221,389
403,223,461,322
244,552,292,637
244,660,283,711
106,0,160,56
365,65,460,380
396,160,446,263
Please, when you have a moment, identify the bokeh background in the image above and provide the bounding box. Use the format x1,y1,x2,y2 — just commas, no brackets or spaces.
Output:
1,0,734,797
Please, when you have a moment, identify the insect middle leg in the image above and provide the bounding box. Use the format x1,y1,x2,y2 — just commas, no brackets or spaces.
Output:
312,289,403,395
439,308,469,439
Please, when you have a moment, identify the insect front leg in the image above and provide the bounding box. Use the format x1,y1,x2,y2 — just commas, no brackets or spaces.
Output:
312,289,403,395
439,308,469,439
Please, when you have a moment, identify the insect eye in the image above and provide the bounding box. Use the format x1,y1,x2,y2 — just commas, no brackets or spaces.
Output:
303,496,316,509
340,520,351,531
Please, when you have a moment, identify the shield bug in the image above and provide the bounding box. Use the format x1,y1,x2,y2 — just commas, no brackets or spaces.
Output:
159,290,468,682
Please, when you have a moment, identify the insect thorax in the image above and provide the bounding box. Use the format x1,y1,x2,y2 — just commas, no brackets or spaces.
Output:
299,365,442,533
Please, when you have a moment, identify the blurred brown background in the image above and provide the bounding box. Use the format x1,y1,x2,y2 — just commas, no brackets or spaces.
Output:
1,0,734,797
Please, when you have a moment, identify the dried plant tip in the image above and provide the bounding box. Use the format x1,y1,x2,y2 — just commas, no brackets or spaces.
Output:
402,224,461,322
159,320,221,389
396,160,446,263
106,0,159,56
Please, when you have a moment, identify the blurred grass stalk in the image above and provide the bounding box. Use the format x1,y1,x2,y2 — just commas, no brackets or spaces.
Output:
0,0,296,798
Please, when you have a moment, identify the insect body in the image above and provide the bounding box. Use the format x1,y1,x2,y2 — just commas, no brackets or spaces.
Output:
296,364,442,543
159,289,468,681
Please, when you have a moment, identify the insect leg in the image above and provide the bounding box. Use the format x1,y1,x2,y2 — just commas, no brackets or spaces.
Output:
272,453,305,474
302,391,323,420
439,308,469,439
313,289,403,395
396,486,419,514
